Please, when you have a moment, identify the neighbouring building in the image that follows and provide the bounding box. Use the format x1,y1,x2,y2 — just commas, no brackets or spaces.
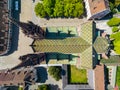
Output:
94,64,105,90
0,67,37,89
0,0,12,55
84,0,111,19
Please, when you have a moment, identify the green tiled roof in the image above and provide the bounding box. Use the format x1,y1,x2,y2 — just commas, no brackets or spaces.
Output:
33,37,90,53
31,21,94,69
31,21,109,69
81,21,93,44
80,46,93,69
93,37,108,53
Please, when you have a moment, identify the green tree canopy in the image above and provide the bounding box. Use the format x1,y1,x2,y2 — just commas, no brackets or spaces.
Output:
38,84,50,90
112,26,119,33
34,0,84,18
107,17,120,27
34,3,47,18
110,32,120,54
48,66,62,81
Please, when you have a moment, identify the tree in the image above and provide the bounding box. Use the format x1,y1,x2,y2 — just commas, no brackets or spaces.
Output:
48,66,62,81
107,17,120,27
73,3,84,17
110,32,120,54
109,2,116,14
53,2,64,17
112,26,119,33
113,40,120,54
38,84,50,90
34,0,84,18
34,3,47,18
43,0,54,17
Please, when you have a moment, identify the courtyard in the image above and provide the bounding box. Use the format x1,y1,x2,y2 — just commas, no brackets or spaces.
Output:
68,65,88,84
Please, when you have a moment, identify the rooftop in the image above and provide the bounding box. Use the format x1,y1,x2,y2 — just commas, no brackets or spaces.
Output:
94,64,105,90
31,21,109,69
93,37,109,53
88,0,109,15
0,0,11,55
0,67,37,86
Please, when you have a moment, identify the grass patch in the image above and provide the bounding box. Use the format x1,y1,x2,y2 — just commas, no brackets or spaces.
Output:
68,65,88,84
116,66,120,86
18,86,23,90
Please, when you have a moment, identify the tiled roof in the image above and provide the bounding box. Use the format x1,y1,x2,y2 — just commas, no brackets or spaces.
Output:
81,21,93,44
32,21,94,69
94,64,105,90
80,46,93,69
33,37,90,53
0,0,11,55
31,21,109,69
93,37,108,53
0,67,37,86
88,0,109,15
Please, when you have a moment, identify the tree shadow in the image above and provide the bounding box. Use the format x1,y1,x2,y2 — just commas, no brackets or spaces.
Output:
117,5,120,12
61,69,66,76
36,67,48,83
5,86,19,90
49,84,60,90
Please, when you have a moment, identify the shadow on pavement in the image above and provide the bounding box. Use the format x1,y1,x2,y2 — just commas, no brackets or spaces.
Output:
50,84,60,90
